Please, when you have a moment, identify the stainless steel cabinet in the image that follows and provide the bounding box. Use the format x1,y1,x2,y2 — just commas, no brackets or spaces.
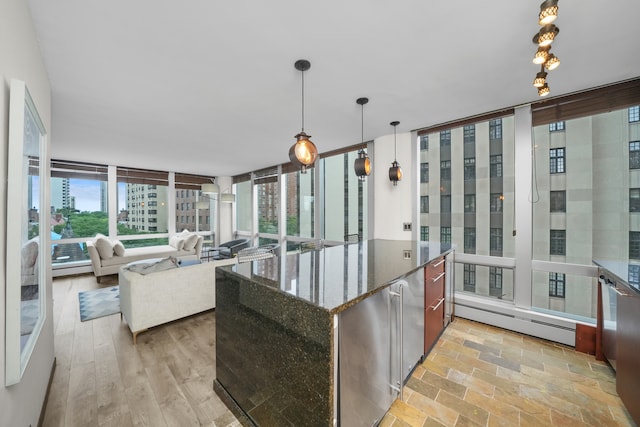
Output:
339,286,398,427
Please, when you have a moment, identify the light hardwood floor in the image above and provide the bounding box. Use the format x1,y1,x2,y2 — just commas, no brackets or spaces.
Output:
43,273,635,427
43,273,240,427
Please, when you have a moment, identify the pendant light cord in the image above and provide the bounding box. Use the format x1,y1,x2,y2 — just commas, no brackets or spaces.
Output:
394,125,397,161
301,69,305,132
361,103,365,147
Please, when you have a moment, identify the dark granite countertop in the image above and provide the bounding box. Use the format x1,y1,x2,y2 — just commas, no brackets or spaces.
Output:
593,259,640,294
223,239,453,314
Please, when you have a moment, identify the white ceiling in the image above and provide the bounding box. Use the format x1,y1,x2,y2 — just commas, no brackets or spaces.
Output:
27,0,640,177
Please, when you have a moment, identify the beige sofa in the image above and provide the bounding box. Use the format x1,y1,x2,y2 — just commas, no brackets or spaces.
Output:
118,257,237,343
87,233,203,282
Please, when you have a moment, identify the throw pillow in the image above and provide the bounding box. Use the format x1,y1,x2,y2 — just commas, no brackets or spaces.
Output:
21,238,39,267
183,233,198,251
113,240,125,256
94,236,114,259
169,235,185,251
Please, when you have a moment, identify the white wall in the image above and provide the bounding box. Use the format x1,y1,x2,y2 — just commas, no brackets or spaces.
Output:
0,1,53,425
372,131,414,240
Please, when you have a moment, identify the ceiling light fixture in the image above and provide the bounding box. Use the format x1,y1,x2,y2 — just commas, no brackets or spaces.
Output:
289,59,318,173
354,97,371,181
388,121,402,186
533,67,547,88
538,83,551,97
538,0,559,25
544,53,560,70
533,24,559,47
532,46,550,65
531,1,560,96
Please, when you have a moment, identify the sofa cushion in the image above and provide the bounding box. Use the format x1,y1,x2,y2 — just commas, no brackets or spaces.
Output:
169,235,185,251
94,236,114,259
113,240,126,256
182,233,199,251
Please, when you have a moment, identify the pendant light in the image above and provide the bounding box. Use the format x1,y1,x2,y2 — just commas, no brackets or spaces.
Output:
289,59,318,173
354,97,371,181
388,121,402,186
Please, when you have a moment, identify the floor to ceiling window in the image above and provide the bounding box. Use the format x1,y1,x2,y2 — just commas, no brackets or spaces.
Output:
419,114,516,302
49,160,109,266
531,98,640,319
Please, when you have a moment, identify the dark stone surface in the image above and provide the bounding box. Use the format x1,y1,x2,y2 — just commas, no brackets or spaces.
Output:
215,239,453,426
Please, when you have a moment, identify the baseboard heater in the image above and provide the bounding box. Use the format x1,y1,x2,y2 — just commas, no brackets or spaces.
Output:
454,300,576,346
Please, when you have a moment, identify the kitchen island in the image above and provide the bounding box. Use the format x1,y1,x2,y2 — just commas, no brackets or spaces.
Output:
214,239,453,426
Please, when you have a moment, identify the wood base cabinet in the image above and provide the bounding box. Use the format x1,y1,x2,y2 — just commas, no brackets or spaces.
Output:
424,256,446,354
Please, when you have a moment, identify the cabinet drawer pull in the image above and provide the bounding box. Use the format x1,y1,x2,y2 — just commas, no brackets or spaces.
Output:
433,259,445,268
432,272,445,283
432,298,444,311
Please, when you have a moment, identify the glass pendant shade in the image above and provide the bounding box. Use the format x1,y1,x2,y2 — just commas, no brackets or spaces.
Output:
538,0,559,25
354,149,371,180
289,131,318,173
196,200,209,209
389,161,402,185
538,83,551,97
544,54,560,70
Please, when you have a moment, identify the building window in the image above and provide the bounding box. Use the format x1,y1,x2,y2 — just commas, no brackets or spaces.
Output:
463,125,475,143
630,232,640,259
489,119,502,140
630,106,640,123
490,193,504,213
463,264,476,292
549,121,565,132
490,155,502,178
464,194,476,213
420,196,429,213
464,158,475,180
440,130,451,148
630,141,640,169
490,228,503,254
550,229,566,255
549,273,565,297
550,190,566,212
441,195,451,213
489,267,503,297
629,264,640,286
440,227,451,244
421,162,429,183
550,148,565,173
420,226,429,241
631,189,640,212
464,228,476,253
420,134,429,150
440,160,451,180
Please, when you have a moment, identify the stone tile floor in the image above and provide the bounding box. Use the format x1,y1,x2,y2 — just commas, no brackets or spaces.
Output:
380,318,635,427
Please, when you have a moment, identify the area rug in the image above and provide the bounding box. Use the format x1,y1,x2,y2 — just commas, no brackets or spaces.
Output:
78,286,120,322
